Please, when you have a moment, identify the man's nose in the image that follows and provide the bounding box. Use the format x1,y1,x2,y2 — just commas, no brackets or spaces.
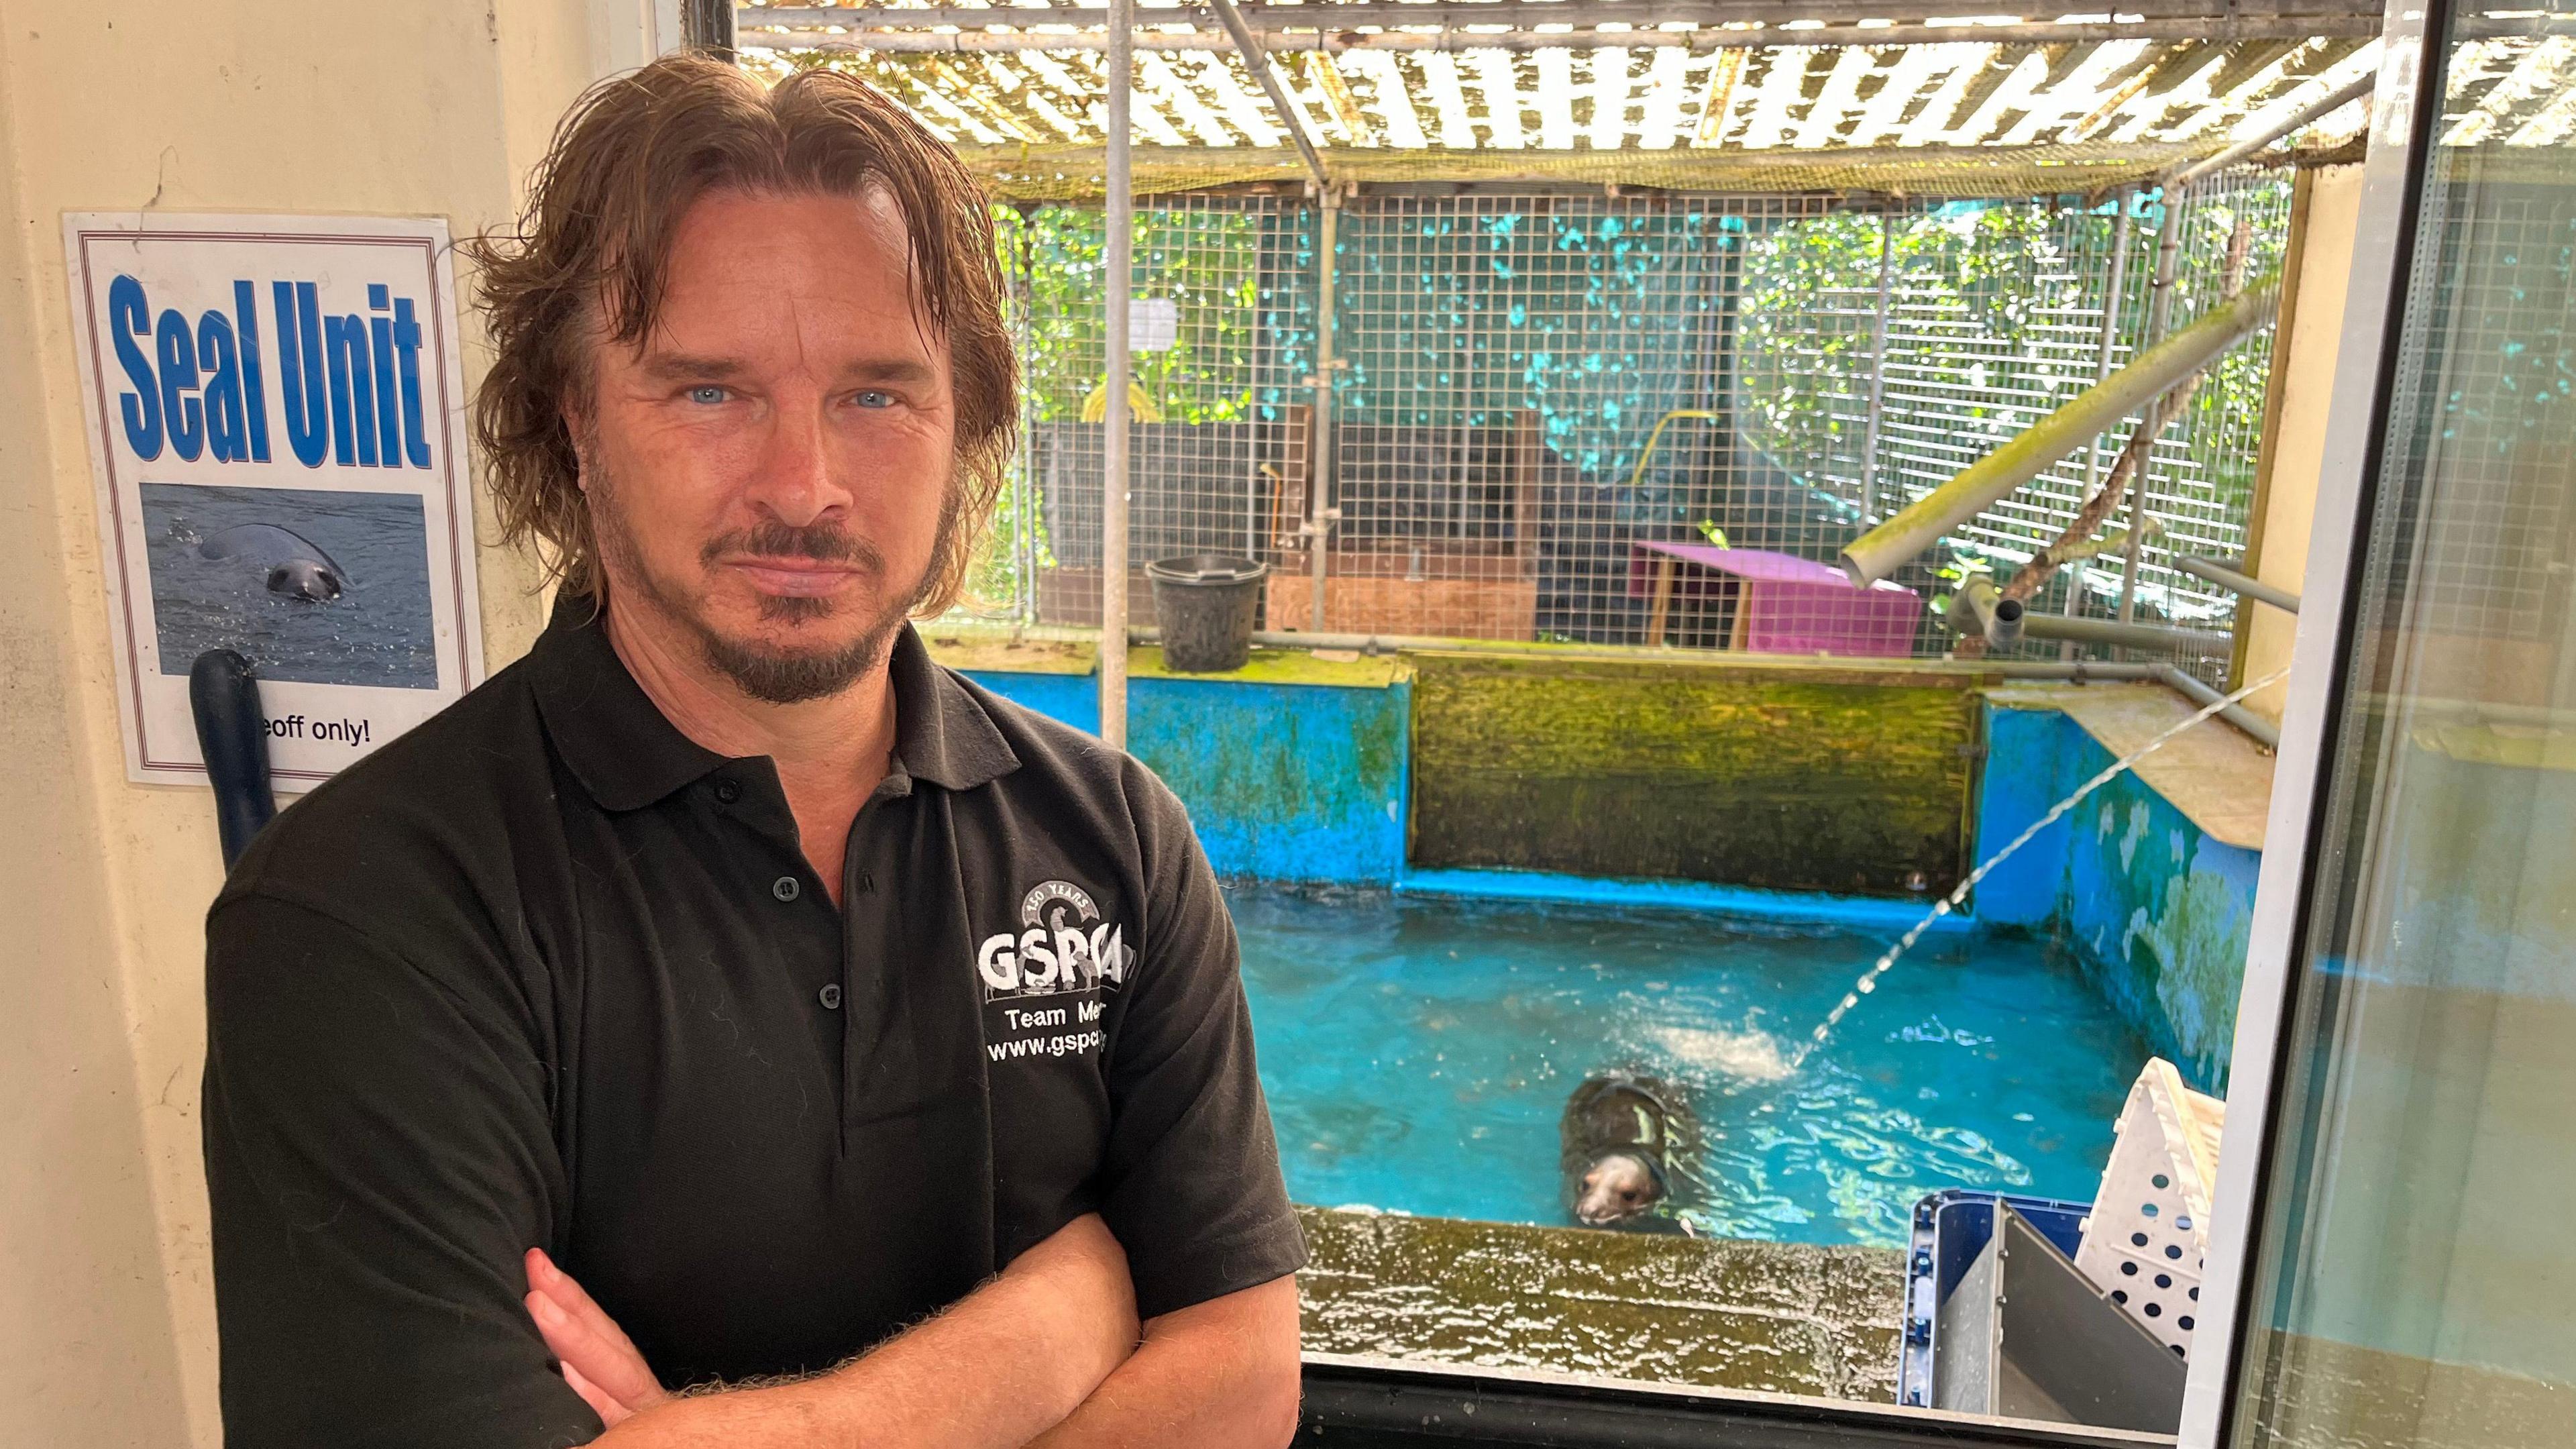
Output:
747,398,850,527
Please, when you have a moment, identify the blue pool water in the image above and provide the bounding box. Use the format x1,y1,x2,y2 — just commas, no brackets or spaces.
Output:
1232,886,2148,1248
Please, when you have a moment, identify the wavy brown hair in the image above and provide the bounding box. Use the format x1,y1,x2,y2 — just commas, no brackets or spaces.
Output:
464,53,1016,612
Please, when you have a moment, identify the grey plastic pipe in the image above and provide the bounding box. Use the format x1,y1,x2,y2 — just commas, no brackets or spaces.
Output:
1940,578,2232,658
2023,613,2233,659
2174,554,2300,613
1945,576,2026,647
2155,663,2282,751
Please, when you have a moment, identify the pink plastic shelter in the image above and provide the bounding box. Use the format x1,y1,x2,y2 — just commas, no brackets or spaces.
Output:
1627,541,1923,657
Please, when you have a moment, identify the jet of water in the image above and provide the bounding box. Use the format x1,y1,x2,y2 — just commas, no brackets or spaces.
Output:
1789,667,2292,1071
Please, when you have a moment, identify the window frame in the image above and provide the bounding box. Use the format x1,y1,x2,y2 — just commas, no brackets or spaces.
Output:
2176,2,2467,1446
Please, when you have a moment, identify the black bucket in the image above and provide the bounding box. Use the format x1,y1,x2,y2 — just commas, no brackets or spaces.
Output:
1146,553,1270,672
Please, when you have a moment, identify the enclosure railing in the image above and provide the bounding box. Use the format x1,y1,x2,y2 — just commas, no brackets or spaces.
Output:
963,164,2295,680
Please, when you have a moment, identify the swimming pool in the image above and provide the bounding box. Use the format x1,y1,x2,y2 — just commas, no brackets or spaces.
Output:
1232,885,2147,1248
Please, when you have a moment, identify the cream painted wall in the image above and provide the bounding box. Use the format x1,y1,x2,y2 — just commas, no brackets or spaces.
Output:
2245,164,2365,726
0,3,663,1443
0,31,195,1446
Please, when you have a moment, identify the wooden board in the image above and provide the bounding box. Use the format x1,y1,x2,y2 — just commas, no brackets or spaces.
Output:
1266,572,1540,641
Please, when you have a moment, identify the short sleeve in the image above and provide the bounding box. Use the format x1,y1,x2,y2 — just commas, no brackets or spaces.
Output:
1094,779,1308,1321
203,892,600,1448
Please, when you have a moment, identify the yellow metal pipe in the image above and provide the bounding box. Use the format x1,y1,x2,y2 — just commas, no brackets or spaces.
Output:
1622,409,1724,494
1837,268,2279,587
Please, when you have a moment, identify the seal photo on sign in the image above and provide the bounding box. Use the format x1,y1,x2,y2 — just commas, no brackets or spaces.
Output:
197,522,352,602
1560,1071,1700,1230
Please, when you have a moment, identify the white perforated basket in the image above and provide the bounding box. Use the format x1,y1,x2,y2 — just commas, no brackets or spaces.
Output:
2074,1057,2226,1359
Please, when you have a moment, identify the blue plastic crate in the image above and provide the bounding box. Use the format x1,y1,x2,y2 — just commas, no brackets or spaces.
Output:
1896,1189,2090,1409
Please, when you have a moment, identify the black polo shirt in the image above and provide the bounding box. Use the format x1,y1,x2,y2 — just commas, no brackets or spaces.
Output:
201,604,1305,1448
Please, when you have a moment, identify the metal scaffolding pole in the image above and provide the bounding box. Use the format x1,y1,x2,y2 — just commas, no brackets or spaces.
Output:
739,17,2399,52
1207,0,1330,189
1857,208,1895,524
2168,72,2376,188
1100,0,1133,747
1307,189,1340,631
2063,197,2135,657
2116,180,2188,631
743,1,2393,30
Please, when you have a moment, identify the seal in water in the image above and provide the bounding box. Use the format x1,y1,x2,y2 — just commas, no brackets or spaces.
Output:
198,523,349,602
1560,1071,1696,1230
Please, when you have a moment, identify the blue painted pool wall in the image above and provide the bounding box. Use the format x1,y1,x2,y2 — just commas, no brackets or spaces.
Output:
1970,705,2080,930
1128,677,1410,885
962,668,1409,885
1976,702,2260,1094
965,669,1101,735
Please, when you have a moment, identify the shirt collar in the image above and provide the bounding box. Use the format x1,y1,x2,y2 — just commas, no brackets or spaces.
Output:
529,597,1020,812
884,619,1020,794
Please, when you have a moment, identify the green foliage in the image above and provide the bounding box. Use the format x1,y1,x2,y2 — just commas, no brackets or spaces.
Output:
1737,206,2110,486
1733,212,1888,476
966,205,1275,614
1733,190,2292,559
959,485,1039,614
999,204,1268,424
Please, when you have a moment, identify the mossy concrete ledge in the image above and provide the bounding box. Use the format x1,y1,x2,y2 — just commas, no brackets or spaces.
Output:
1407,652,1981,898
1293,1205,1904,1404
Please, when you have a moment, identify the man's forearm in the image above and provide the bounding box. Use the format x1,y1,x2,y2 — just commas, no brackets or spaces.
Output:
592,1218,1138,1449
591,1271,1098,1448
1022,1275,1303,1449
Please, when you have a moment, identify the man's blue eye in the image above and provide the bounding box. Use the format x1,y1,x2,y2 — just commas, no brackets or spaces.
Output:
687,386,727,405
853,390,894,409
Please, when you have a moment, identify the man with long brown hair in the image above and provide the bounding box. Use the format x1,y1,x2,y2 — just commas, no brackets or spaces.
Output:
201,55,1304,1447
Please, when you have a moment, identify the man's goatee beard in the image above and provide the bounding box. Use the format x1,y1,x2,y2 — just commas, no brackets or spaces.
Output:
700,606,908,704
579,432,965,704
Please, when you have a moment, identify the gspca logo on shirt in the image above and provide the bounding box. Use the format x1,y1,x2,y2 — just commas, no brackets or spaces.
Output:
975,880,1134,1004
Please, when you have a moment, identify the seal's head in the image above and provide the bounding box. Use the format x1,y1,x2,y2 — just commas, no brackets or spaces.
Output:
266,559,344,602
1575,1151,1665,1225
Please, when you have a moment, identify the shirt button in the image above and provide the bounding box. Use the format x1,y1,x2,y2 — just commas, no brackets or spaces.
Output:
771,875,801,902
818,983,843,1010
714,779,741,804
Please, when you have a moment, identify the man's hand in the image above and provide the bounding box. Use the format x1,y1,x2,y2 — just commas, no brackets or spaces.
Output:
521,1214,1139,1446
524,1249,669,1428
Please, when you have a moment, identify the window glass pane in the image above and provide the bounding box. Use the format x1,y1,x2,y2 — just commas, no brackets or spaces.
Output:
2231,12,2576,1449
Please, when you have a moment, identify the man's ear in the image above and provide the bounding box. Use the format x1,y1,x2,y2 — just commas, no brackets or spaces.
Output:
561,400,593,494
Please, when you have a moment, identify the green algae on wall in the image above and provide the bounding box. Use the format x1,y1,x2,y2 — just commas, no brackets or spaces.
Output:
2065,774,2263,1093
1295,1205,1904,1403
1975,698,2264,1094
2141,855,2256,1083
1407,653,1980,897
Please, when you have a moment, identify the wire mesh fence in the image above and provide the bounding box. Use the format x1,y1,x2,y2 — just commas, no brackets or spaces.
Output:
965,168,2296,677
